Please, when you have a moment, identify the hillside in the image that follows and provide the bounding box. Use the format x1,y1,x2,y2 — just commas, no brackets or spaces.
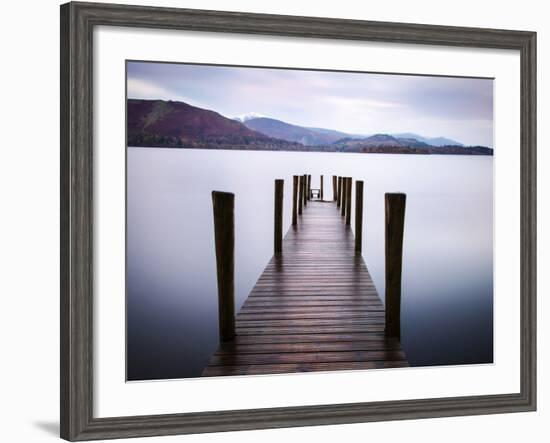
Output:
392,133,464,147
127,99,299,150
334,134,431,149
242,117,348,145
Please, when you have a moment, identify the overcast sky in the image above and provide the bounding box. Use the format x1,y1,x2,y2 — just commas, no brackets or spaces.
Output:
127,61,494,147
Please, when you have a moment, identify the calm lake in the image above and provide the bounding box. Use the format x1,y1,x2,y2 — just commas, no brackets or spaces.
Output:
127,148,493,381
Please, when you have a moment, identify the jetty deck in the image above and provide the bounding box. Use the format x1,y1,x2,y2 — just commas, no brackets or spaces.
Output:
202,199,408,377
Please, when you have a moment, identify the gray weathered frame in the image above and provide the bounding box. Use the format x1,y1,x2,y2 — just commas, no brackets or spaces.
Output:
60,1,537,440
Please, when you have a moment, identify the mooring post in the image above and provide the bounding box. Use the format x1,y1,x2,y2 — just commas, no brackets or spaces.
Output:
274,179,284,254
337,176,343,208
385,193,406,339
345,177,352,225
298,175,304,215
320,175,324,200
211,191,235,342
303,174,308,207
355,180,364,253
292,175,298,226
307,174,311,201
341,177,347,216
332,175,337,201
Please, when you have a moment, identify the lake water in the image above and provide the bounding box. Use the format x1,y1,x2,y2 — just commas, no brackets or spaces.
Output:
127,148,493,381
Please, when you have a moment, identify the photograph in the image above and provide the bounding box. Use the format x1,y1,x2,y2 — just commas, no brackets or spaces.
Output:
126,61,494,381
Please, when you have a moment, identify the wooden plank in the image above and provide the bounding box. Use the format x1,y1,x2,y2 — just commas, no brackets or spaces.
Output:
216,340,402,354
239,306,385,314
207,350,406,366
234,325,385,335
202,361,409,377
236,313,385,321
244,296,383,302
236,317,385,326
229,332,389,344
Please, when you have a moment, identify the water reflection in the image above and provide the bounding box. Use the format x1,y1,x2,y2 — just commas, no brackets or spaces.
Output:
127,148,493,380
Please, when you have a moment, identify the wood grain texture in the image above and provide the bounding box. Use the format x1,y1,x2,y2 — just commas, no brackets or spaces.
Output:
337,176,343,207
298,175,303,215
355,180,364,253
341,176,347,216
345,177,352,225
384,193,406,339
303,174,308,206
61,2,536,440
292,175,298,226
212,191,236,342
203,201,408,376
274,179,284,254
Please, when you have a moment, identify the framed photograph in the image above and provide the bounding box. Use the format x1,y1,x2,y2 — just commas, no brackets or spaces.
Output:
60,1,536,440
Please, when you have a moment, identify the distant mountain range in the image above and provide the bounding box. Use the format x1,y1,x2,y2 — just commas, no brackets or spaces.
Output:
392,133,464,147
127,99,492,155
242,117,351,146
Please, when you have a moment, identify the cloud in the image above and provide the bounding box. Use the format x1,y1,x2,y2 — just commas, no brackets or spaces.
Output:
126,61,494,147
127,77,210,110
127,78,174,100
321,95,403,110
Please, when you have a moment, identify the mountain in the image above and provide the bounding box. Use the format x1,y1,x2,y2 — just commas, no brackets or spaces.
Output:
392,133,464,147
332,134,491,155
306,126,358,140
127,99,299,150
242,118,468,149
242,117,350,145
127,99,491,155
334,134,430,148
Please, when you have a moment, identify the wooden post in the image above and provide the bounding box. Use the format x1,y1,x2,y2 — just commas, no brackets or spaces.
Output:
385,193,406,339
345,177,352,225
355,180,364,253
341,177,347,216
298,175,303,215
303,174,308,207
307,175,311,201
320,175,324,201
211,191,235,342
332,175,337,201
337,176,343,208
274,179,284,254
292,175,298,226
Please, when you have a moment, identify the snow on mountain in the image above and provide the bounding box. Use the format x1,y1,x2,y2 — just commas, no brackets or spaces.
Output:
234,112,266,122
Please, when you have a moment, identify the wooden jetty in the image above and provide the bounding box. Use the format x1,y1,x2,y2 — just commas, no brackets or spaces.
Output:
203,182,408,377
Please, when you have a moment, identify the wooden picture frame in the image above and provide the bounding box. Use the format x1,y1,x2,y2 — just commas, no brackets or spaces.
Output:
60,1,536,440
